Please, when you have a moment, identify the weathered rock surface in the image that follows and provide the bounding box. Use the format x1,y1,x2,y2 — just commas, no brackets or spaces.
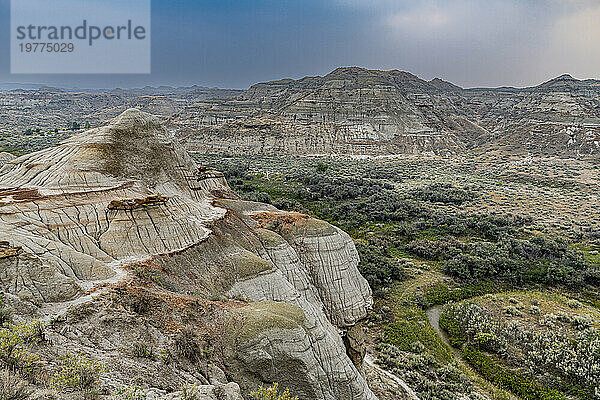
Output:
0,152,15,165
2,68,599,159
0,109,375,399
182,67,482,157
176,67,600,159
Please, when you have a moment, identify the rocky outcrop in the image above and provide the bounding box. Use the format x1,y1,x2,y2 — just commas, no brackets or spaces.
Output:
0,151,15,166
0,109,375,399
2,68,599,159
175,67,600,159
182,67,483,157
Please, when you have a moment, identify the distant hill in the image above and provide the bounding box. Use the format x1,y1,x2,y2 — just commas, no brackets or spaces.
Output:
179,67,600,159
1,68,599,159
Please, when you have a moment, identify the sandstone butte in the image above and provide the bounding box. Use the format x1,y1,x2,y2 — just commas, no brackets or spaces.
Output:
0,109,384,400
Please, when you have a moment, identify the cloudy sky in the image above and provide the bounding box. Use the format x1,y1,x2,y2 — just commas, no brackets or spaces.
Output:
0,0,599,89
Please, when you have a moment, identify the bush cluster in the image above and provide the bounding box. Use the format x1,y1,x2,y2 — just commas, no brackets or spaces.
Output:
112,385,146,400
250,382,298,400
376,342,487,400
418,281,502,309
442,236,595,287
461,345,566,400
411,183,478,205
50,353,106,394
442,301,600,399
0,321,44,376
356,241,406,288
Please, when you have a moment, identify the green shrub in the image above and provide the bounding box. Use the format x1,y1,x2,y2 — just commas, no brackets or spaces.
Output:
175,327,202,363
419,281,501,308
442,235,594,288
242,191,272,204
461,345,566,400
112,385,146,400
556,311,571,323
446,301,599,398
180,384,201,400
50,353,106,394
405,238,462,261
315,162,328,172
474,332,497,349
356,241,406,288
411,183,478,205
132,342,156,360
566,299,582,309
571,315,593,330
11,321,45,344
438,306,466,347
529,305,541,315
503,305,523,317
0,324,40,375
251,382,298,400
375,342,478,399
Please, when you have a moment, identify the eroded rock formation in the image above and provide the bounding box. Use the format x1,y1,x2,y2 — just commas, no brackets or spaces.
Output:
177,67,600,159
0,152,15,166
0,109,375,399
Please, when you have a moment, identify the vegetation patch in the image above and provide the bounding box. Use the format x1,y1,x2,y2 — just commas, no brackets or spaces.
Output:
195,154,600,399
0,321,43,376
441,293,600,399
461,345,567,400
251,382,298,400
50,353,106,395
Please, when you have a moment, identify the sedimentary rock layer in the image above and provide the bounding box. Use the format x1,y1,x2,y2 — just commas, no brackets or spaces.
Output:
0,109,375,400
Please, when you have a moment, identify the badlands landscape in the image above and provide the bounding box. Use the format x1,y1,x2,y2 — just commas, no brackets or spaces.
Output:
0,68,599,400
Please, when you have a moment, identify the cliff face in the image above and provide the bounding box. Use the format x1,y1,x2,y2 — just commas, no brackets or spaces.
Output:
0,109,375,400
183,67,481,157
177,67,600,159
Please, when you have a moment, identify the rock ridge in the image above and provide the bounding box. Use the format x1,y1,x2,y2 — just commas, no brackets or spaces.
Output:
0,109,376,400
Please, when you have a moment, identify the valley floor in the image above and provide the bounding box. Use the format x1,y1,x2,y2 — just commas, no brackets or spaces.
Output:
195,153,600,400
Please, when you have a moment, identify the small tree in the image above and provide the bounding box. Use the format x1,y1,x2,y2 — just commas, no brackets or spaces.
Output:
315,162,328,173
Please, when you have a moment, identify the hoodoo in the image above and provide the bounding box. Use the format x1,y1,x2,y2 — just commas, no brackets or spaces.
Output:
0,109,375,400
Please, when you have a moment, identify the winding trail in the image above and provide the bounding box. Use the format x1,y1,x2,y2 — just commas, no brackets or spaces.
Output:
425,305,464,360
425,306,447,345
425,305,519,400
39,258,132,323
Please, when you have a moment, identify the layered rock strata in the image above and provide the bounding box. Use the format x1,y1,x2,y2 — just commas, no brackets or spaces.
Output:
0,109,375,400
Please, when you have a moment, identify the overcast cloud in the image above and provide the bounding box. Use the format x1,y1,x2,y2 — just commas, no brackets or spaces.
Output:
0,0,598,88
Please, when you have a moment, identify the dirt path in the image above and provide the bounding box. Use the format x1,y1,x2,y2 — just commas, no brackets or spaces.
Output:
40,258,131,323
425,306,447,345
425,305,519,400
425,305,464,360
